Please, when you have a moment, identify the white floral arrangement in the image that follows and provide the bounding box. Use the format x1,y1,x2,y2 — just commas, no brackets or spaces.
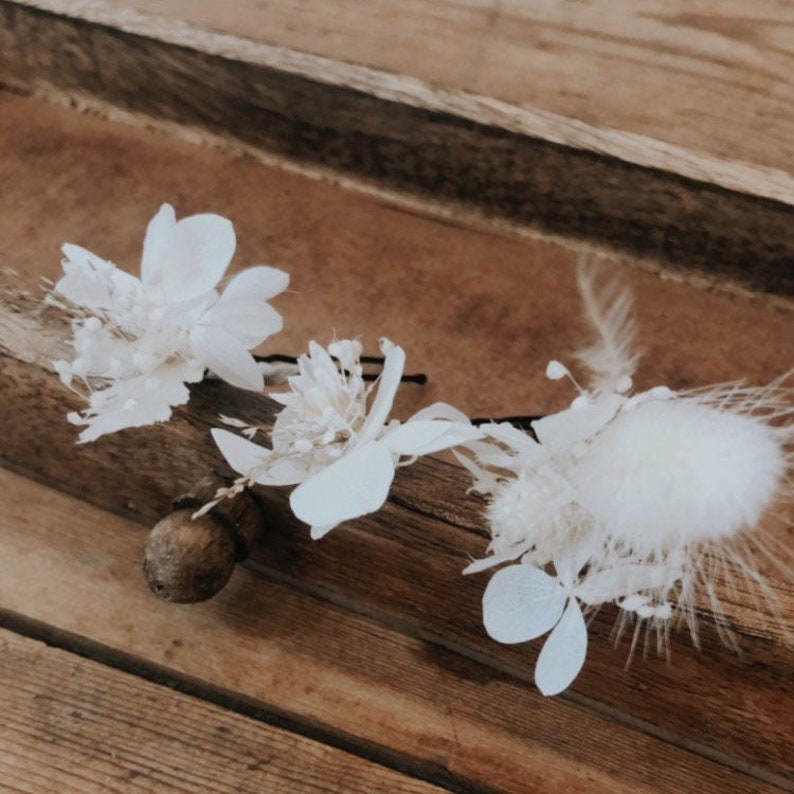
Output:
48,204,792,696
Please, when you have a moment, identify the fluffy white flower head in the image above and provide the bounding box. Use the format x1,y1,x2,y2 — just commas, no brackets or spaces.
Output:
212,337,483,538
52,204,289,441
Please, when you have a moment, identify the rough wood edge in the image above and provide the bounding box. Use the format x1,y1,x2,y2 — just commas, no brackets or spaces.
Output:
0,0,792,294
7,0,794,205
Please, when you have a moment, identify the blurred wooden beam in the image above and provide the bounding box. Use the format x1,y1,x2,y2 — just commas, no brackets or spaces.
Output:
1,0,792,293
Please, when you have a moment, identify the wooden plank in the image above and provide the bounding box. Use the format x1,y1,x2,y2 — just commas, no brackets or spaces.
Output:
0,92,791,787
1,2,792,292
0,468,786,794
96,0,794,184
0,627,451,794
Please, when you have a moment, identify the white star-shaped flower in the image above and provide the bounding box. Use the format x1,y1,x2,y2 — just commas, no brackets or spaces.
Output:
53,203,289,441
212,337,483,538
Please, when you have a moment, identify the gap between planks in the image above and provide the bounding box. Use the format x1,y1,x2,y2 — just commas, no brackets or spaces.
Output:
0,625,453,794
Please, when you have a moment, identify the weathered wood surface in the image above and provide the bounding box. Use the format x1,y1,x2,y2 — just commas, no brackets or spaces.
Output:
0,284,791,791
1,1,792,292
0,468,788,794
101,0,794,183
0,627,451,794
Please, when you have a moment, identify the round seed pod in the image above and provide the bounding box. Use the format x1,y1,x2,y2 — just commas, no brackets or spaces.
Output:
143,476,264,603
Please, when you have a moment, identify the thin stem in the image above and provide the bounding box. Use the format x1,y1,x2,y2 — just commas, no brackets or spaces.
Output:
255,354,427,385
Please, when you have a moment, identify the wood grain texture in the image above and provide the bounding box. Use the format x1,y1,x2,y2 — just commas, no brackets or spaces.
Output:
0,469,787,794
100,0,794,181
1,1,793,292
0,628,451,794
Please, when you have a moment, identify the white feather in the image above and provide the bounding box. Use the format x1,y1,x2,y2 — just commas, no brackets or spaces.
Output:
574,262,640,395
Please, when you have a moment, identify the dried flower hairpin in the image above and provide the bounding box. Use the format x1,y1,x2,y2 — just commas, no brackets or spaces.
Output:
49,203,289,441
457,268,792,694
211,337,483,537
46,206,791,697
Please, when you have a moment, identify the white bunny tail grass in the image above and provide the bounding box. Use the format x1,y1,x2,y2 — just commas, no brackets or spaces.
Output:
601,374,794,659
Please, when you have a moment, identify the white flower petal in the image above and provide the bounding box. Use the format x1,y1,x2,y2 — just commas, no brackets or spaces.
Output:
531,394,624,452
384,420,483,457
76,364,190,443
140,203,176,286
190,325,264,391
290,441,395,532
211,428,270,476
148,212,236,301
57,245,141,311
356,339,405,444
482,422,546,460
535,598,588,696
408,402,472,424
575,563,675,606
482,565,566,644
202,299,284,348
222,265,290,301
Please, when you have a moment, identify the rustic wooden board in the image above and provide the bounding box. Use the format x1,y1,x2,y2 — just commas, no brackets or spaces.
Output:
1,92,792,423
100,0,794,182
0,468,786,794
0,627,452,794
1,1,792,292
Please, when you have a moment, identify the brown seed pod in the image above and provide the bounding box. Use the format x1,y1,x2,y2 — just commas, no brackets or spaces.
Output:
143,476,264,603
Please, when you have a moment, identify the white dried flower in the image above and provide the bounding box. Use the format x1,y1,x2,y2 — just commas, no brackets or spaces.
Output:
461,265,792,694
212,337,483,538
52,203,289,441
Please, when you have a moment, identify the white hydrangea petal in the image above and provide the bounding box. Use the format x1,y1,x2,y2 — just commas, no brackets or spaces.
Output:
211,428,270,477
310,524,337,540
202,298,284,348
482,565,567,644
222,265,290,302
290,441,395,531
140,203,176,286
190,325,263,391
76,364,190,443
535,598,588,696
384,420,483,457
575,563,675,606
531,394,624,451
356,339,405,444
148,212,236,301
407,401,472,424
